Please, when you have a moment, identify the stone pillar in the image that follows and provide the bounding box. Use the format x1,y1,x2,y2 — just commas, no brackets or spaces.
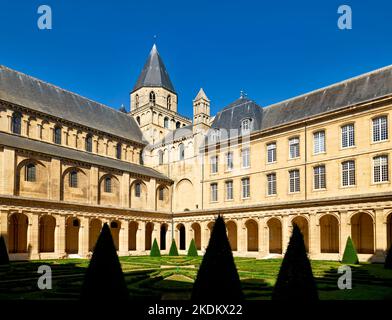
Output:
28,213,39,259
49,158,61,201
258,217,267,257
152,222,161,248
309,213,320,257
340,210,350,257
119,219,129,256
55,215,66,257
136,221,146,253
89,166,99,205
0,211,8,245
374,208,388,261
121,173,130,208
78,216,89,257
186,222,193,251
237,219,246,254
200,221,210,252
282,215,291,254
21,114,30,137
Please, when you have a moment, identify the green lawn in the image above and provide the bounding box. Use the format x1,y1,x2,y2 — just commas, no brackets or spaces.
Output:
0,256,391,300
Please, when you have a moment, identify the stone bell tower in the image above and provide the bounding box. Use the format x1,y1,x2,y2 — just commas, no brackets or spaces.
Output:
193,88,211,133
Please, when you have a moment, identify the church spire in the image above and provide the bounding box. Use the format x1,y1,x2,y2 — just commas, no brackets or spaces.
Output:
132,44,176,93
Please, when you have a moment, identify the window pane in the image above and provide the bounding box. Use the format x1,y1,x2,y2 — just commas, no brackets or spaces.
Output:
267,143,276,163
267,173,276,195
342,124,355,148
289,138,300,158
289,170,300,192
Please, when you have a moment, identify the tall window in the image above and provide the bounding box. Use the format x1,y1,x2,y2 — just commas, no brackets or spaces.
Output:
267,143,276,163
211,156,218,173
225,180,233,200
342,160,356,186
135,94,139,108
242,178,250,198
210,183,218,202
158,150,164,165
176,121,181,129
267,173,276,195
373,116,388,142
54,126,62,144
149,91,156,104
241,118,252,135
136,116,141,125
69,170,78,188
167,95,172,109
289,137,300,159
135,183,141,197
341,124,355,148
164,117,169,129
11,112,22,135
226,152,233,171
25,163,36,182
85,134,93,152
104,177,112,193
116,143,122,160
373,155,389,183
314,165,326,189
179,143,185,160
313,131,325,154
242,148,250,168
289,169,300,193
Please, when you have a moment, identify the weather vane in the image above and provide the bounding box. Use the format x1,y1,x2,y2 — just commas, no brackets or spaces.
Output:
240,90,247,98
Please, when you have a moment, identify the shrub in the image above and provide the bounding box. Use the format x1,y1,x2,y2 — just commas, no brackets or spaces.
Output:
187,239,198,257
0,236,9,265
385,245,392,269
150,238,161,257
342,236,359,265
81,223,129,301
272,224,319,301
169,239,179,256
191,215,243,301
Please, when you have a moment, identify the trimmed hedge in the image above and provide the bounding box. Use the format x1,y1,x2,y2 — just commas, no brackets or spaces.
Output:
187,239,198,257
150,238,161,257
169,239,179,256
342,236,359,265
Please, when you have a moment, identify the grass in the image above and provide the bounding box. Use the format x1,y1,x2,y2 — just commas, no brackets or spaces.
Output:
0,256,391,300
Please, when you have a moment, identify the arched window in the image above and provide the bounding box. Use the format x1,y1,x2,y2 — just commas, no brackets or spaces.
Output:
136,116,141,125
116,143,122,160
85,134,93,152
104,177,112,193
135,183,141,197
179,143,185,161
69,170,78,188
135,94,139,108
164,117,169,129
25,163,36,182
176,121,181,129
167,95,172,109
54,126,62,144
158,150,164,165
110,221,118,228
11,112,22,135
149,91,156,104
158,187,165,201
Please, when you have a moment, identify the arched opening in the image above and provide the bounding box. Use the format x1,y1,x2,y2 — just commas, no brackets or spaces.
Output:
89,219,102,252
245,219,258,252
226,221,237,251
320,214,339,253
207,222,214,244
176,121,181,129
158,150,164,165
8,213,28,253
178,143,185,160
292,216,309,252
387,213,392,251
129,221,138,251
130,180,147,209
136,116,140,125
135,94,139,108
11,112,22,135
110,221,120,251
351,212,374,254
145,222,154,250
191,223,201,250
164,117,169,129
160,224,168,250
53,126,62,144
267,218,282,254
167,95,171,109
39,215,55,253
85,134,93,152
149,91,156,104
177,224,186,250
66,217,80,254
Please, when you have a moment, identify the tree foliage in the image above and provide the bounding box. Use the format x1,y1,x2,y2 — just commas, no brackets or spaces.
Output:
342,236,359,265
150,238,161,257
187,238,198,257
169,239,179,256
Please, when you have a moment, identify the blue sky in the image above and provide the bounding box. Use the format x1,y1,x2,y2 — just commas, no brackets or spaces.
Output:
0,0,391,119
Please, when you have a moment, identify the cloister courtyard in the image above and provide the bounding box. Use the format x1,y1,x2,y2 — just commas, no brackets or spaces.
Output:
0,256,391,300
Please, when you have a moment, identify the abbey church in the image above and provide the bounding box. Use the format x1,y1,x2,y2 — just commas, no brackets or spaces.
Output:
0,44,391,262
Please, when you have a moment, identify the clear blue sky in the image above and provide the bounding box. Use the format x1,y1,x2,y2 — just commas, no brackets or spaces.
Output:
0,0,391,119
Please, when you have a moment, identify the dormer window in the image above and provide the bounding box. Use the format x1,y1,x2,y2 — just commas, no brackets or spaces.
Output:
241,118,252,134
149,91,156,105
210,129,220,143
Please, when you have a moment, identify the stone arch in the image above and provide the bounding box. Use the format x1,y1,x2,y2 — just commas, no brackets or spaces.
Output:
351,212,374,254
226,220,237,251
61,167,88,203
39,215,55,253
130,180,148,209
319,214,339,253
245,219,258,252
15,159,49,198
65,217,80,254
292,216,309,252
160,223,168,250
8,212,29,253
110,220,121,251
98,174,120,206
176,223,186,250
175,179,195,211
129,221,138,251
89,218,102,251
267,218,282,254
388,213,392,251
156,184,170,211
145,222,154,250
191,223,201,250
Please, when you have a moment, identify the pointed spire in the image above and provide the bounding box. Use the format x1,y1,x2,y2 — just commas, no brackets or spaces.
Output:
194,88,210,101
132,44,176,93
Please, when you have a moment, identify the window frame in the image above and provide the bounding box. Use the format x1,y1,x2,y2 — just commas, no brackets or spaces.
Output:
241,148,250,169
69,170,78,188
341,160,356,187
241,177,250,199
289,169,300,193
225,180,234,201
267,142,277,163
313,165,326,190
313,130,326,154
372,115,389,143
210,183,218,202
288,137,300,159
104,177,112,193
373,155,389,183
25,163,36,182
267,172,277,196
341,123,355,149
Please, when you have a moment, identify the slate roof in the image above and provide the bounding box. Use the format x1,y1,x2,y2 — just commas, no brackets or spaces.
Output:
0,132,170,181
158,125,194,145
210,65,392,139
132,44,176,93
0,65,144,144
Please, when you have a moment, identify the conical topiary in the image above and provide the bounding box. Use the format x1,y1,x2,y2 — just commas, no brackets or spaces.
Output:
187,239,198,257
169,239,179,256
0,236,9,265
150,238,161,257
192,215,243,301
385,246,392,269
342,236,359,264
272,224,319,301
81,223,128,301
